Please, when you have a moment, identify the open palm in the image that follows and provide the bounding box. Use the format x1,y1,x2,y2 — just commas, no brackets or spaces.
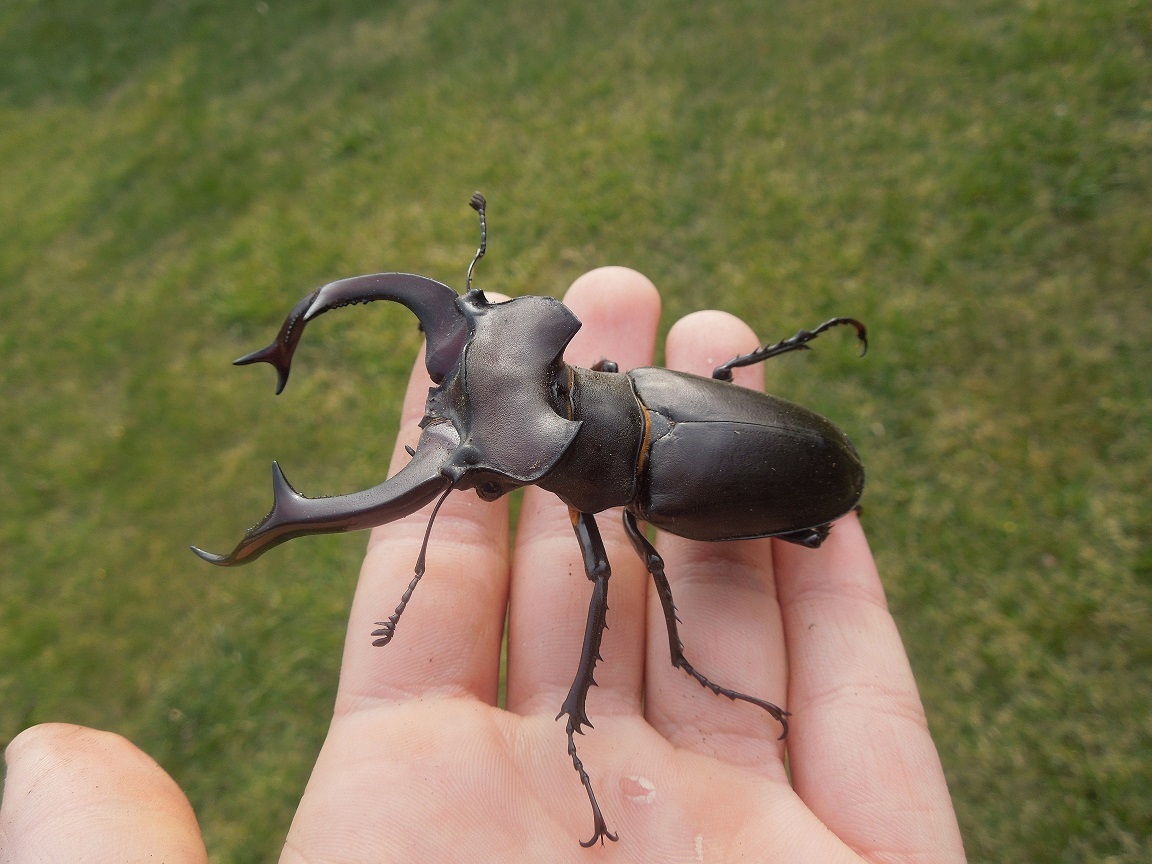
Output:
1,268,965,863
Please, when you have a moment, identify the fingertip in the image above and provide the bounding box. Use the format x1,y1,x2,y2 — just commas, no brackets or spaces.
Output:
666,310,763,389
5,722,154,781
2,724,207,863
562,267,661,370
565,265,660,311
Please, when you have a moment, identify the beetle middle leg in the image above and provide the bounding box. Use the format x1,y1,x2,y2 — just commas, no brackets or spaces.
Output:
621,511,790,738
556,507,619,847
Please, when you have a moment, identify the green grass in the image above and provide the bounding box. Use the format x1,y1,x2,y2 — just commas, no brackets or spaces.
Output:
2,0,1149,860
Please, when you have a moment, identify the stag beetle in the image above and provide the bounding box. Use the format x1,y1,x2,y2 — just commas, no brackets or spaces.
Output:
194,193,866,846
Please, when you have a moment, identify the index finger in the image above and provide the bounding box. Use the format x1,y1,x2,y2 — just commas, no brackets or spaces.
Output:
336,339,511,712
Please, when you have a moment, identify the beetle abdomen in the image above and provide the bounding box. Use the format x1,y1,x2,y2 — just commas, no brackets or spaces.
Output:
628,367,864,542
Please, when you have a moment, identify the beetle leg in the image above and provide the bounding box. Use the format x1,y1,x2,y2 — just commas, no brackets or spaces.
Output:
775,523,831,548
621,511,790,738
370,485,453,647
556,508,619,847
589,358,619,373
711,316,868,381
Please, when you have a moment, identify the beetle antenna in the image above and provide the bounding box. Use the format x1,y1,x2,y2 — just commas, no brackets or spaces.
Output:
370,485,453,647
466,192,487,292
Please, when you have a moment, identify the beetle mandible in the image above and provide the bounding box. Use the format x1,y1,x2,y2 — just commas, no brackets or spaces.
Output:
193,193,867,847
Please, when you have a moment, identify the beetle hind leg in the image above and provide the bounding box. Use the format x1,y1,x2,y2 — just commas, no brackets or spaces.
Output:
621,512,790,738
775,523,831,548
712,316,867,381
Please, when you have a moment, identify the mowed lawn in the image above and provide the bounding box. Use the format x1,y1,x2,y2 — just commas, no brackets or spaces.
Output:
1,0,1149,861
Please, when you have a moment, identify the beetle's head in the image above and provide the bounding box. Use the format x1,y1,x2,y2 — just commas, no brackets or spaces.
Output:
195,273,583,566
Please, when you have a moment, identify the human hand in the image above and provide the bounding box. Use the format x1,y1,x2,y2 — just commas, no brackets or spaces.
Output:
1,268,965,863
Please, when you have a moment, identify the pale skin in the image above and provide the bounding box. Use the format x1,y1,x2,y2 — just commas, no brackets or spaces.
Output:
0,268,966,863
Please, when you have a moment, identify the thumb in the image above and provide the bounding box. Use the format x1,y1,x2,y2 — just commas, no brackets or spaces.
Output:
1,723,207,864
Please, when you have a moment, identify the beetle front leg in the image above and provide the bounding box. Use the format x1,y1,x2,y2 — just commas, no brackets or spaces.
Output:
556,508,619,847
621,511,790,738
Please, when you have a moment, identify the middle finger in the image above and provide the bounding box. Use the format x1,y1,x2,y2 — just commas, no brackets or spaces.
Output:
506,268,661,721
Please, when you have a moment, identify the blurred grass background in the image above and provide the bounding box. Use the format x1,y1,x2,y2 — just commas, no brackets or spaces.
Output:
1,0,1149,860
